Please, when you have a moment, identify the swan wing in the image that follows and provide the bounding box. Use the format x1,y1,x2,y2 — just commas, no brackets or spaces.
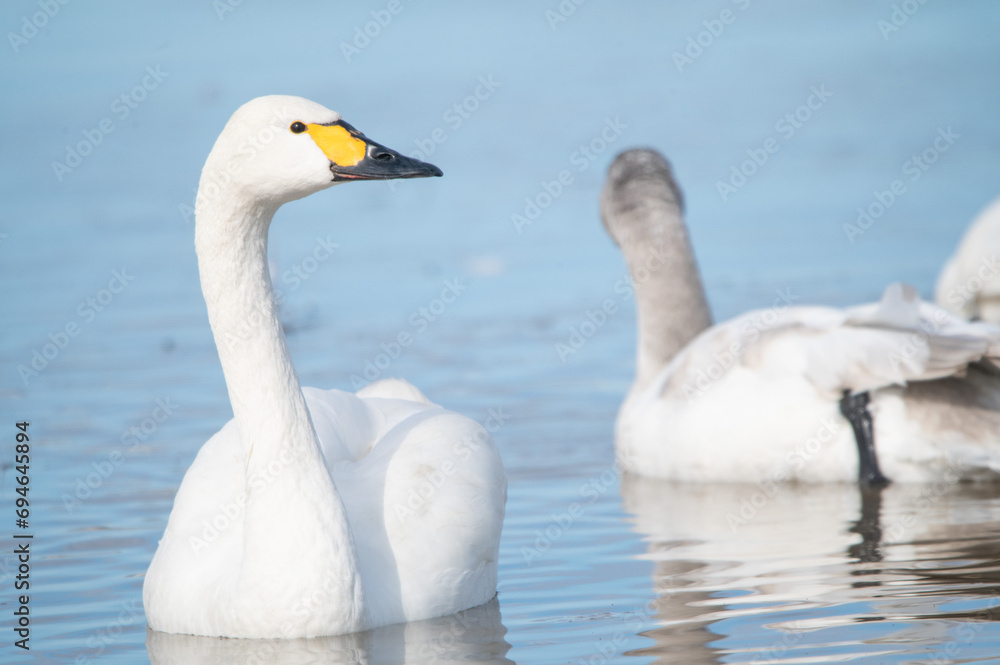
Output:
653,284,1000,403
302,383,505,624
831,283,1000,389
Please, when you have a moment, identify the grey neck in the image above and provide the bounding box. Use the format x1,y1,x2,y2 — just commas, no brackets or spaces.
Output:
603,164,712,393
631,217,712,392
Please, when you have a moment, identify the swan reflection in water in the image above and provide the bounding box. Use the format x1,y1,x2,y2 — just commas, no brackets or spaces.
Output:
619,474,1000,663
147,597,513,665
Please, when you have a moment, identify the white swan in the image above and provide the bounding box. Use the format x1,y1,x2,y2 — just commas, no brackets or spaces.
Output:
936,195,1000,322
143,96,506,639
603,148,1000,484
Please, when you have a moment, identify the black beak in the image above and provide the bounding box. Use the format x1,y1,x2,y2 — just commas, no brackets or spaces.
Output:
324,120,444,181
330,136,442,182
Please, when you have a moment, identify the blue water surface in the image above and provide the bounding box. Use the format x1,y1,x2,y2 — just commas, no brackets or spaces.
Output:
3,1,1000,663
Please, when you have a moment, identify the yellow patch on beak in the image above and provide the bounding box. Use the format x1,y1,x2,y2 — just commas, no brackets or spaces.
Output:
306,123,367,167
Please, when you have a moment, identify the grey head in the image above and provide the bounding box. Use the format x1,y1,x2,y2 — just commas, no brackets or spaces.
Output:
601,148,685,250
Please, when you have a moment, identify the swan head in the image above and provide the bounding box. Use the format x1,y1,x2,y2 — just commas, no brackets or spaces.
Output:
601,148,684,249
197,95,442,210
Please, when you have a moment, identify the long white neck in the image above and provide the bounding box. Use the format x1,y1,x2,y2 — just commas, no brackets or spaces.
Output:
195,195,365,634
195,199,317,470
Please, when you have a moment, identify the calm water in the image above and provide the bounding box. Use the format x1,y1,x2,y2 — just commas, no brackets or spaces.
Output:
3,1,1000,663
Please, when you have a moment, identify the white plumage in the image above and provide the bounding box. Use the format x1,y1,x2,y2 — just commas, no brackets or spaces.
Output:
936,196,1000,322
604,148,1000,483
143,96,506,639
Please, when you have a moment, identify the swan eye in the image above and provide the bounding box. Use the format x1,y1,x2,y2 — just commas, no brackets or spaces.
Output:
290,122,307,134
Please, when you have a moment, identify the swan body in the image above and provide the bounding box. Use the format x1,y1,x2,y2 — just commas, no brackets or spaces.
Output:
936,196,1000,322
604,148,1000,483
143,96,505,639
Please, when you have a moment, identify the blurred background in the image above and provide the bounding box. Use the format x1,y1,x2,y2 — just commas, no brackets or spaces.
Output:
2,1,1000,663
